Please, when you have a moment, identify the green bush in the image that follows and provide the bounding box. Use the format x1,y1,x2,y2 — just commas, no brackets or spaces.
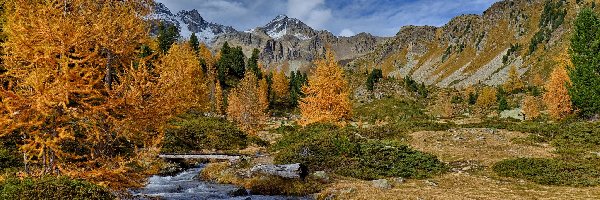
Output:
0,176,114,200
273,124,447,180
353,98,429,123
162,115,251,153
493,158,600,186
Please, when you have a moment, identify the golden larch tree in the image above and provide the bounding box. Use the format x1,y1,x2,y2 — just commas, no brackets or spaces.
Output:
475,87,497,114
0,0,202,189
299,48,351,126
226,72,269,133
272,69,290,102
543,65,572,120
504,65,525,93
522,95,541,120
214,80,224,115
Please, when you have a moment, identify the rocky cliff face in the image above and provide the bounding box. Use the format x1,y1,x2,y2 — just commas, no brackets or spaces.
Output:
149,3,237,43
212,15,387,72
151,3,386,73
354,0,594,88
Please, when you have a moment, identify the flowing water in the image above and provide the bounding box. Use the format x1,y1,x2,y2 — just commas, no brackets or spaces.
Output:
130,165,310,200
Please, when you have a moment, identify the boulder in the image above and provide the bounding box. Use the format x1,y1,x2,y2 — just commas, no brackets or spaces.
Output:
372,179,391,189
500,108,525,120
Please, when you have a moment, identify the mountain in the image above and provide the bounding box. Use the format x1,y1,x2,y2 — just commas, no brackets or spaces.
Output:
353,0,596,88
149,3,237,42
150,4,386,72
212,15,387,72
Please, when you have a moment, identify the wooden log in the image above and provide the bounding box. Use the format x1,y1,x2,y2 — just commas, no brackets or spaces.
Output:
250,163,308,179
158,154,241,161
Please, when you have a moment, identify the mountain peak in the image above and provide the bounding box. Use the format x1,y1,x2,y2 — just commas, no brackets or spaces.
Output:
272,14,288,22
260,15,315,40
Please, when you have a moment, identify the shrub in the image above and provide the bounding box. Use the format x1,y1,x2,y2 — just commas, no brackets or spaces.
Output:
353,98,429,123
162,115,250,153
493,158,600,186
0,176,114,200
273,124,447,180
366,69,383,91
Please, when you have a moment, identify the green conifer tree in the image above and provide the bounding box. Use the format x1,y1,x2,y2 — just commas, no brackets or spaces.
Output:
569,8,600,117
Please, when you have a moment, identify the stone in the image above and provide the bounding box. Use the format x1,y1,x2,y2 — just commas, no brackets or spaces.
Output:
228,187,248,197
313,171,329,182
393,177,405,184
425,180,438,187
372,179,391,189
500,108,525,121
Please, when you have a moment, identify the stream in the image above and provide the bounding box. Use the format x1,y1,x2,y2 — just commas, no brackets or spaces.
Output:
130,165,311,200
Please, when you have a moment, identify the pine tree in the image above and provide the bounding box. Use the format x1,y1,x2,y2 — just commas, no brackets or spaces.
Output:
568,8,600,118
189,32,200,54
247,48,261,78
216,42,246,87
157,22,180,54
299,48,351,126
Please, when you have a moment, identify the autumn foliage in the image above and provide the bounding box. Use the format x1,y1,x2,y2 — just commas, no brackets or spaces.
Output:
226,71,269,133
0,0,207,189
299,48,351,126
272,69,290,102
504,65,525,94
475,87,497,114
522,95,541,120
544,65,572,120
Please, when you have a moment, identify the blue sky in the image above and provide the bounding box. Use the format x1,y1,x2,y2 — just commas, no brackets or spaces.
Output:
156,0,501,37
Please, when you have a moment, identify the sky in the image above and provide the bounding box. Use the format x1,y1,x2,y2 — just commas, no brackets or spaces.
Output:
155,0,501,37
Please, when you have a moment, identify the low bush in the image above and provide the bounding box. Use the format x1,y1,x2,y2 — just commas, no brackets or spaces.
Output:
353,98,429,123
273,124,447,180
0,176,114,199
246,176,323,196
162,115,252,153
493,158,600,186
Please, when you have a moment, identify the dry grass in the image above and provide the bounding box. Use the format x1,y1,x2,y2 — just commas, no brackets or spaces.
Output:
409,128,554,166
319,172,600,200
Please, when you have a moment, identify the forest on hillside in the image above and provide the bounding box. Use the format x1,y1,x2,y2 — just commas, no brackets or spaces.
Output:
1,0,600,199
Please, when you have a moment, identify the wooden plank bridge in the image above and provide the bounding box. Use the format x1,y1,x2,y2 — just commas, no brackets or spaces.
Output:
158,153,244,161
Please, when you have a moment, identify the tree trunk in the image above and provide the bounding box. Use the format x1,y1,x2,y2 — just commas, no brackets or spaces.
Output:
250,163,308,179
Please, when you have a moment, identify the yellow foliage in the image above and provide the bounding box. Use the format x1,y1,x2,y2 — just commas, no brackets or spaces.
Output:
272,70,290,101
435,92,454,118
543,65,572,120
0,0,200,189
522,95,541,120
214,80,224,115
476,87,497,111
299,48,351,126
226,72,269,133
504,65,525,93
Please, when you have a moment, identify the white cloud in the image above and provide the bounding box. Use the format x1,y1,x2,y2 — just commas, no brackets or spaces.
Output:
339,29,355,37
287,0,331,29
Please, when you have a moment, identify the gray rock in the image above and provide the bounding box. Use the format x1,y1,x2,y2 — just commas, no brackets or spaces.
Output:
372,179,391,189
425,180,438,187
500,108,525,121
313,171,329,182
393,177,405,184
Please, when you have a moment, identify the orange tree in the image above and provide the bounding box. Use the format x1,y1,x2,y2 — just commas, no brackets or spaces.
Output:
299,48,351,126
0,0,205,189
226,71,269,133
544,65,572,120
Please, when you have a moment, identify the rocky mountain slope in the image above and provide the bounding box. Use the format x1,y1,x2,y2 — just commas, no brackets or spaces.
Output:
353,0,597,88
149,3,237,42
151,3,387,72
212,15,387,72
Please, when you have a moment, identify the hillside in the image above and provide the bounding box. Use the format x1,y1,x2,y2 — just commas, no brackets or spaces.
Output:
353,0,598,88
